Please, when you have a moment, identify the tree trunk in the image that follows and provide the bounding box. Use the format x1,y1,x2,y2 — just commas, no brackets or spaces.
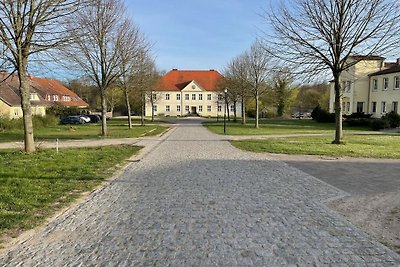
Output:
241,95,246,125
124,88,132,129
233,101,237,122
333,73,343,144
226,98,230,122
18,66,35,153
100,90,108,136
141,91,145,126
151,102,154,122
255,91,259,128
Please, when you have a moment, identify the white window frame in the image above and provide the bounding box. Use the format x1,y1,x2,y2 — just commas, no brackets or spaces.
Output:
166,105,170,112
53,95,59,101
230,105,235,112
177,105,181,112
198,105,203,112
165,93,170,100
153,105,157,112
199,94,203,100
207,94,212,100
392,101,398,113
382,101,386,113
185,105,189,112
372,102,377,113
383,78,389,90
373,79,378,91
394,76,400,89
217,105,222,112
207,105,212,112
192,94,196,100
185,94,189,100
346,81,351,92
176,94,181,100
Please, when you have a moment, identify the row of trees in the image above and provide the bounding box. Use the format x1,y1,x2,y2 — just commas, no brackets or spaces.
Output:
222,0,400,144
0,0,157,153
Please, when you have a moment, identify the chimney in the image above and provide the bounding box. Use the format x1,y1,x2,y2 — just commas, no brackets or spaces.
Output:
210,69,215,71
172,68,178,71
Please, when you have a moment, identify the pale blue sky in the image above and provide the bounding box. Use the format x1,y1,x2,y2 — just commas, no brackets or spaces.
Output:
126,0,270,72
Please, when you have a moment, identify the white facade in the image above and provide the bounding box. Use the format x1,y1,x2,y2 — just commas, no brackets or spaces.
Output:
329,56,400,118
146,78,242,117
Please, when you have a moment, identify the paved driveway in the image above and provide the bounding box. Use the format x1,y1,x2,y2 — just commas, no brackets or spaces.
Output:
1,118,399,266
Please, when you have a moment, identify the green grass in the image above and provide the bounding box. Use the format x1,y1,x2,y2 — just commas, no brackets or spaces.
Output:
0,145,140,244
232,134,400,159
204,119,371,135
0,123,167,142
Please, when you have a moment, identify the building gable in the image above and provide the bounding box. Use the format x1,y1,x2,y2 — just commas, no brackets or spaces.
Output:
181,81,206,92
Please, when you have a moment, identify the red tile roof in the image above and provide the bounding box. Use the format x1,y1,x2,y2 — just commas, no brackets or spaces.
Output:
0,72,88,108
369,63,400,76
158,69,224,91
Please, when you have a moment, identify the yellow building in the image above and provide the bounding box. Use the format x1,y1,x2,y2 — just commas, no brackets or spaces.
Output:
146,69,241,117
329,56,400,118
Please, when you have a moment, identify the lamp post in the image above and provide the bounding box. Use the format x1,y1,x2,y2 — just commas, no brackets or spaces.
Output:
224,88,227,134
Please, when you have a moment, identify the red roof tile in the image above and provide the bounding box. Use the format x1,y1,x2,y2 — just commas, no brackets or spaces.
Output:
158,69,224,91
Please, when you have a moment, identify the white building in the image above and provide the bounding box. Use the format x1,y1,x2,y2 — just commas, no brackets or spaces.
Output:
146,69,241,117
329,56,400,117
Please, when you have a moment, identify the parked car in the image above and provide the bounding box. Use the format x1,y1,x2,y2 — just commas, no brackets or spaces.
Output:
60,116,85,125
87,114,101,123
291,112,304,119
79,115,91,123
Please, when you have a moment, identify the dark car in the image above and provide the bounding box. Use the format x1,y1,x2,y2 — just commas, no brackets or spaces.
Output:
60,116,85,125
87,114,101,123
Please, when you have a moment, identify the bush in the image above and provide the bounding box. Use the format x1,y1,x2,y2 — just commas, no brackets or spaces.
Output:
370,118,389,131
0,114,59,131
381,111,400,128
343,112,372,119
47,103,80,118
0,116,22,131
345,118,371,127
311,105,335,123
33,114,59,128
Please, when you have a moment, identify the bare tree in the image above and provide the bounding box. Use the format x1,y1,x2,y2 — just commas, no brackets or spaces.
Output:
0,0,82,153
117,20,151,129
245,40,272,128
66,0,128,136
224,53,252,124
265,0,400,143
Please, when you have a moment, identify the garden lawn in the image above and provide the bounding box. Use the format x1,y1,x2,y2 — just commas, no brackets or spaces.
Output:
0,124,167,143
204,119,371,135
0,145,140,246
231,134,400,159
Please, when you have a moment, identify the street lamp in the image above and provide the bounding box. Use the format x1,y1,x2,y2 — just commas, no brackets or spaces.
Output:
224,88,228,134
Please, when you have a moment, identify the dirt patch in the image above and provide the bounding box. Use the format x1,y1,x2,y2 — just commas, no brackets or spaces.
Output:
328,191,400,254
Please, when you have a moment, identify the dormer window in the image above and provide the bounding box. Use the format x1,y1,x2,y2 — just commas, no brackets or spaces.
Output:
53,95,59,101
30,93,39,101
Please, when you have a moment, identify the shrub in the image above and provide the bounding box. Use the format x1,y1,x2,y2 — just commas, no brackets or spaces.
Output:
311,105,335,123
345,118,371,127
381,111,400,128
47,103,80,118
0,116,22,131
33,114,59,128
370,118,389,131
343,112,372,119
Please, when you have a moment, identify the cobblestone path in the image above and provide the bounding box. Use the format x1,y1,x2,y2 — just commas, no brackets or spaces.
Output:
1,119,399,266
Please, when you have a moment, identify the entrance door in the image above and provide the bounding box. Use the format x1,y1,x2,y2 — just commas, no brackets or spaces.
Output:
191,106,197,115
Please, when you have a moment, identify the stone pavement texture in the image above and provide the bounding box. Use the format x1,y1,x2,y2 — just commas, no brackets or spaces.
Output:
1,119,400,266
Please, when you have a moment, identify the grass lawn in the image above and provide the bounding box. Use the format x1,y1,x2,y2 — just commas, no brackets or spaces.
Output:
204,119,371,135
0,145,140,246
231,134,400,159
0,123,167,143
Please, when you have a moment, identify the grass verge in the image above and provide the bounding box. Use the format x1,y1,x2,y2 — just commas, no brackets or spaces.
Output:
231,135,400,159
0,145,140,247
0,124,167,143
204,119,370,135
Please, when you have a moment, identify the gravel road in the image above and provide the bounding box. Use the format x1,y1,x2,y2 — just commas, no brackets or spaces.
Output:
1,118,399,266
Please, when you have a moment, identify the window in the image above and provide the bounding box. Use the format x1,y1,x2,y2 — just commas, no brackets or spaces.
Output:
30,93,38,101
199,94,203,100
230,105,235,112
346,81,351,92
198,105,203,112
383,78,389,90
342,102,346,112
47,95,51,101
218,94,223,101
373,79,378,91
382,101,386,113
341,81,346,92
153,105,157,112
346,102,350,113
393,102,398,113
166,105,170,112
207,94,212,100
372,102,377,113
53,95,59,101
166,93,170,100
176,94,181,100
395,77,400,89
356,102,364,113
207,105,212,112
217,105,222,112
192,94,196,100
177,105,181,112
185,94,189,100
152,93,157,100
185,105,189,112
